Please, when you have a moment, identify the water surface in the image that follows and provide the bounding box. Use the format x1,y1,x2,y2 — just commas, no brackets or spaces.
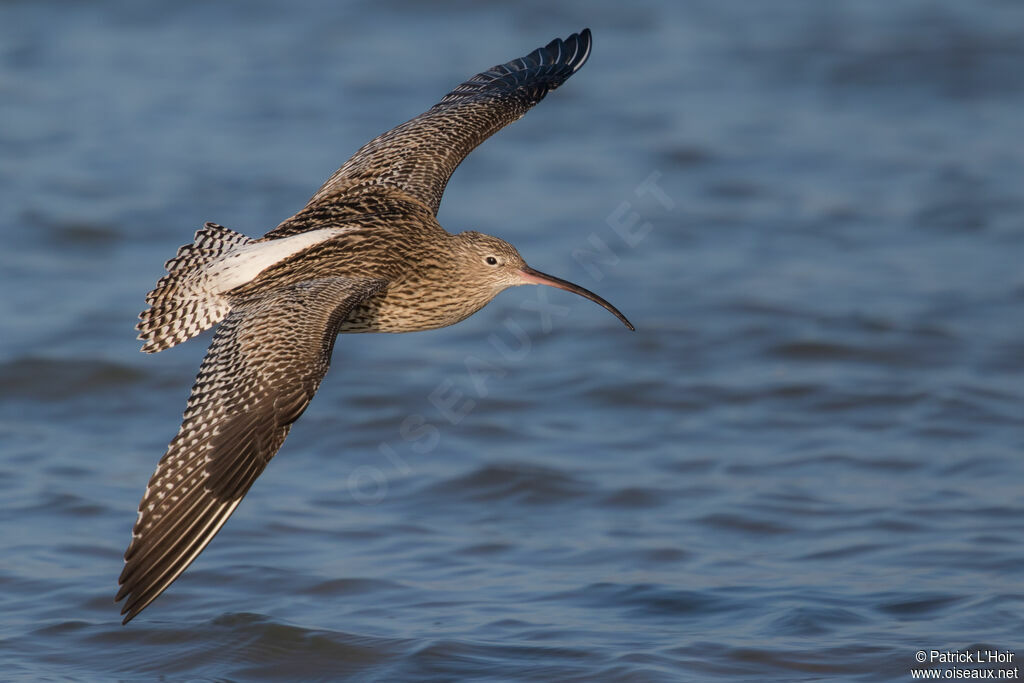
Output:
1,0,1022,680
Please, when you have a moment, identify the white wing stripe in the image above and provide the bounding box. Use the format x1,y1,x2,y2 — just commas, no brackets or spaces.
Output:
207,226,359,293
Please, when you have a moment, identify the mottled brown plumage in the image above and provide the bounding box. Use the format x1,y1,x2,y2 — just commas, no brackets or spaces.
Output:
118,28,633,624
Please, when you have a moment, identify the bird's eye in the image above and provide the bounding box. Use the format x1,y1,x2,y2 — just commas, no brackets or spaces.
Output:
485,256,499,266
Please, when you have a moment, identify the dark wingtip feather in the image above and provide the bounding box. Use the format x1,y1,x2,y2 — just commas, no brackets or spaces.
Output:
537,29,592,74
571,29,592,72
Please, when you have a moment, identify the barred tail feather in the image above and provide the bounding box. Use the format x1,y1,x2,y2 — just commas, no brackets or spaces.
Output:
137,222,253,353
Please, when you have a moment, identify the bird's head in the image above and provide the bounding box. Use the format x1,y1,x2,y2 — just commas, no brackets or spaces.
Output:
455,231,634,330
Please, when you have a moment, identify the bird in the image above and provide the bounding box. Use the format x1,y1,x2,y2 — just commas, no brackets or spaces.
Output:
116,28,633,624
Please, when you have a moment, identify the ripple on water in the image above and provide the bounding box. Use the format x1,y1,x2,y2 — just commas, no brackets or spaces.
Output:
598,486,672,509
420,463,591,506
875,593,965,620
0,356,148,400
297,577,408,598
101,613,412,679
696,512,794,536
767,605,870,638
539,582,751,621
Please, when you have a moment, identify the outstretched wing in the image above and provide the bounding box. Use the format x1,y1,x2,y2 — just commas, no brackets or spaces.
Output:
309,28,592,214
116,277,386,624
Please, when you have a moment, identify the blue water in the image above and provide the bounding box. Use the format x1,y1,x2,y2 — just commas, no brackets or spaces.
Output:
2,0,1023,680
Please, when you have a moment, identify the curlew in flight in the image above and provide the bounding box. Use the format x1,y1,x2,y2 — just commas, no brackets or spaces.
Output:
117,28,632,624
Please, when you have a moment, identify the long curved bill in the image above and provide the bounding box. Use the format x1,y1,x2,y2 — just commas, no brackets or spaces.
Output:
518,266,635,331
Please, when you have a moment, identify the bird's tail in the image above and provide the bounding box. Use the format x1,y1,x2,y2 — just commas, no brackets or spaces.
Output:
137,222,253,353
